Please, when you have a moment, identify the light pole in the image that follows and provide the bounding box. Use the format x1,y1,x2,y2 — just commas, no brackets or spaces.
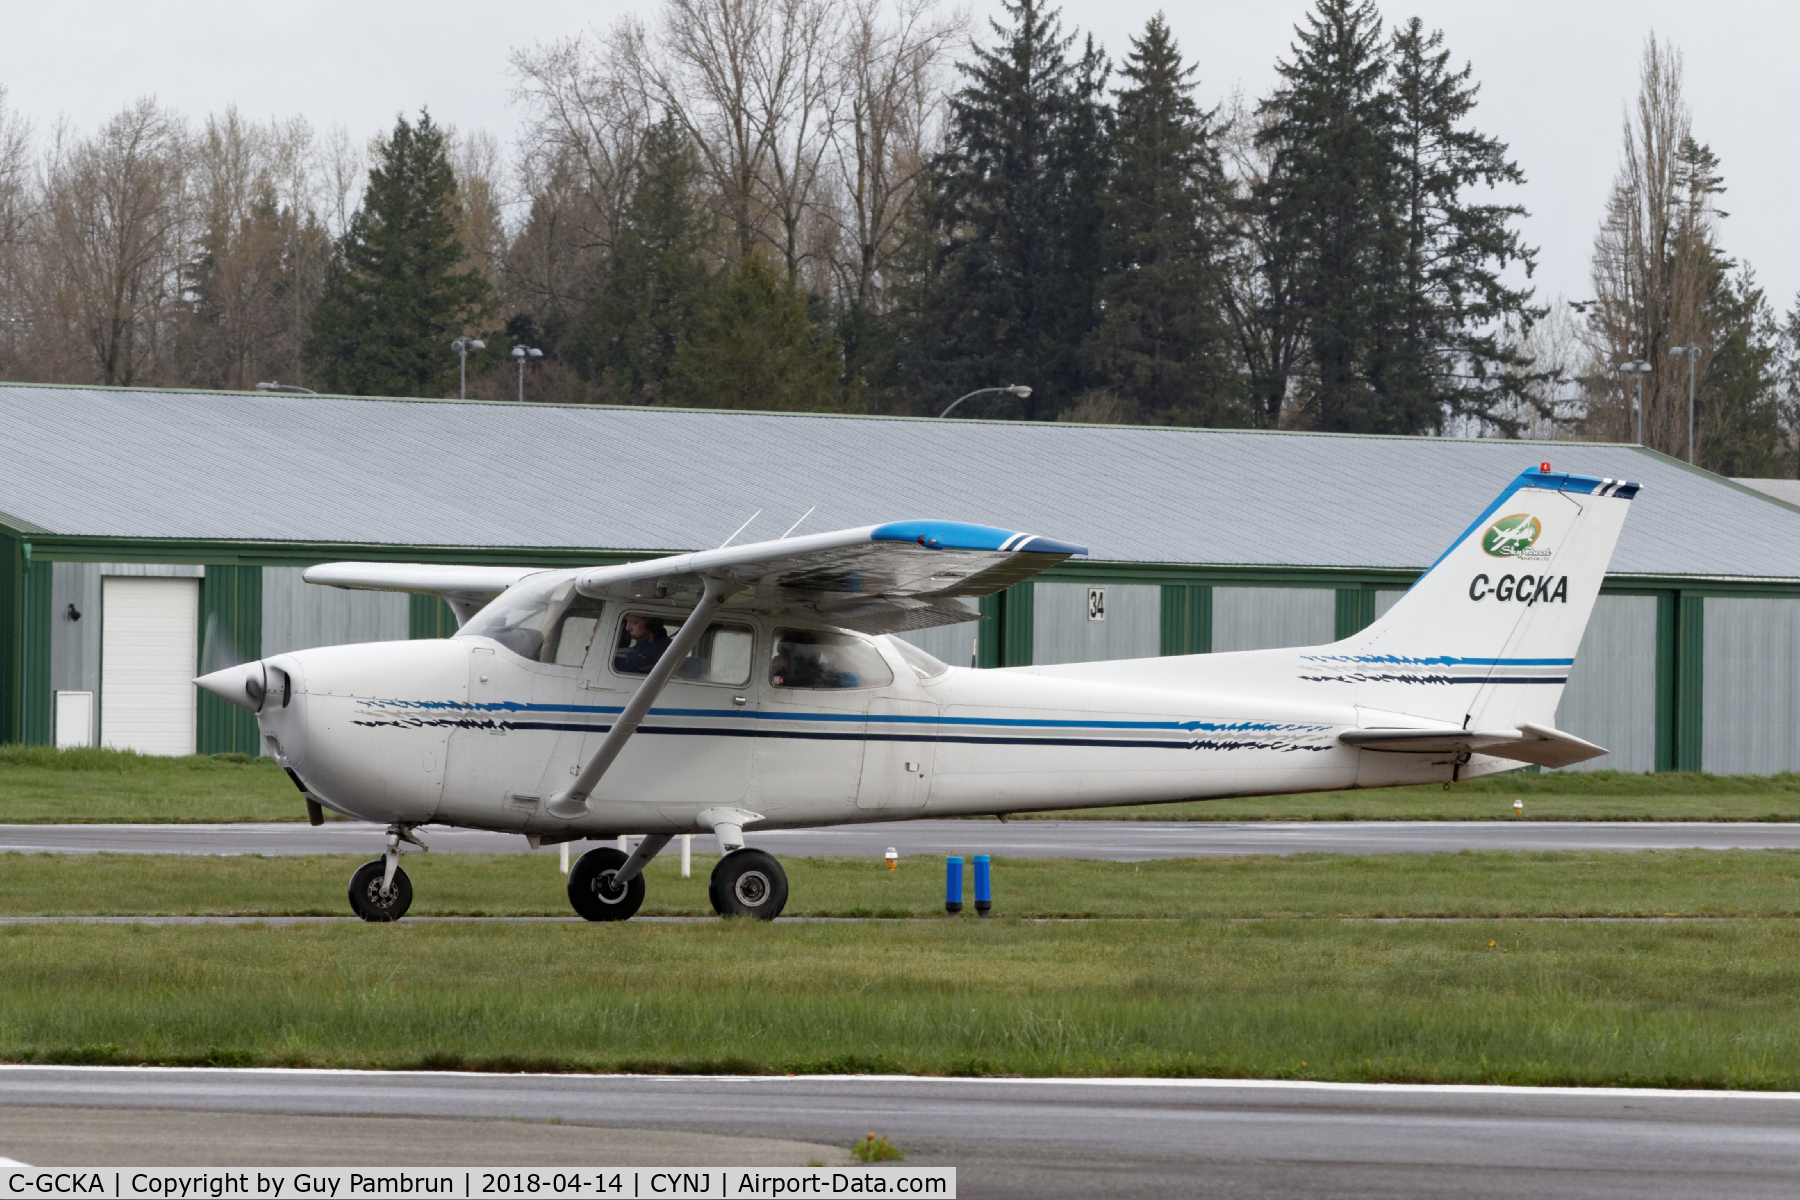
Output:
939,384,1033,420
451,336,486,400
1616,360,1652,445
511,344,543,402
1670,344,1701,464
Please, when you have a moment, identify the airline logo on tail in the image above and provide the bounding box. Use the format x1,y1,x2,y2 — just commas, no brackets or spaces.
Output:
1482,514,1547,558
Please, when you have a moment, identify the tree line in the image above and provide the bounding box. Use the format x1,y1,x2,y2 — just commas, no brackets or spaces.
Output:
0,0,1795,475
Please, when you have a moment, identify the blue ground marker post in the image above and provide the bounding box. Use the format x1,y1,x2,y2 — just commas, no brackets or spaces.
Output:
945,856,963,914
974,854,992,917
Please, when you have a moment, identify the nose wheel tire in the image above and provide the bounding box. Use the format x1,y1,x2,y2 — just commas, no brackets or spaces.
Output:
348,859,413,922
568,846,646,921
709,849,788,920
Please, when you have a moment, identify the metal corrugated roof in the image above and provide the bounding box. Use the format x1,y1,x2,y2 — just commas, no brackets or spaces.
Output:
5,384,1800,579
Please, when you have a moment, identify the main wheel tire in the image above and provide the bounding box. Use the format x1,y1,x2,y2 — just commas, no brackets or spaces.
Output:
708,849,788,920
348,858,413,922
568,846,645,921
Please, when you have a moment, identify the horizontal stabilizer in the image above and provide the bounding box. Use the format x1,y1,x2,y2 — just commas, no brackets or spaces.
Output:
1340,721,1607,769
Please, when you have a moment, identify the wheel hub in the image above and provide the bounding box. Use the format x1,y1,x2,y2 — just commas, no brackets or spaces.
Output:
592,870,629,904
734,870,770,907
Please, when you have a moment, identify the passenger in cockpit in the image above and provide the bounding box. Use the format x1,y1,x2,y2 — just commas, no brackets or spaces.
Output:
614,613,672,674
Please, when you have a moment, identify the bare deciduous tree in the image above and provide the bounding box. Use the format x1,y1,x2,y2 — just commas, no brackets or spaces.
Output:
1585,35,1720,450
822,0,960,313
34,98,187,386
0,87,35,375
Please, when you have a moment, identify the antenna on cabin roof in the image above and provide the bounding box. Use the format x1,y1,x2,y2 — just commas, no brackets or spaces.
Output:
779,506,817,539
717,509,762,549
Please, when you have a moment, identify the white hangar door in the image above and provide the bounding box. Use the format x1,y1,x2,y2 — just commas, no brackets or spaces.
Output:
102,577,198,755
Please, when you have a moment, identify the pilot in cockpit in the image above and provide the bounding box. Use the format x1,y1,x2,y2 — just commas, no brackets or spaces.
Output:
614,613,672,674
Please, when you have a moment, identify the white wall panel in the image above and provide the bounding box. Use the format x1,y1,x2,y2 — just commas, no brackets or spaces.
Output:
262,566,410,655
53,562,204,699
1032,582,1160,665
101,577,198,756
1212,587,1334,652
895,623,980,669
1704,597,1800,775
1552,594,1657,772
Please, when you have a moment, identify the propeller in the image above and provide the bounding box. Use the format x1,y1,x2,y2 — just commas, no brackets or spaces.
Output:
197,615,268,710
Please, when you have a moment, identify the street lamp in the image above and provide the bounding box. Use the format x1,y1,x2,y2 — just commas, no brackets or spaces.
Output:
254,382,317,395
1616,360,1652,445
939,384,1033,420
1670,344,1702,464
451,337,487,400
511,344,543,403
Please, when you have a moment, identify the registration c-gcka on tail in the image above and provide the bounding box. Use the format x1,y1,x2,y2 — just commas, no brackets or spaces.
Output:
195,465,1638,922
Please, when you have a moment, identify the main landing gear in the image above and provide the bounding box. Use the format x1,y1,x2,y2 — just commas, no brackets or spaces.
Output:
709,849,788,920
563,841,790,922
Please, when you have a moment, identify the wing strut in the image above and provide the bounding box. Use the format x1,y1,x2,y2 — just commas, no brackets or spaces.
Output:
546,575,734,819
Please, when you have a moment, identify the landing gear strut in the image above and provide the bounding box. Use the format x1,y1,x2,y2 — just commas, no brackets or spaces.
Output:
709,849,788,920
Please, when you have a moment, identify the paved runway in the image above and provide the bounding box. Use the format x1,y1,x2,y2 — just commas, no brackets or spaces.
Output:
4,819,1800,859
3,1067,1797,1199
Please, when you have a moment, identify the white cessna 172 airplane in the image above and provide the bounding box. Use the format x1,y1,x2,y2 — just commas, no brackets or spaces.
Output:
196,463,1636,923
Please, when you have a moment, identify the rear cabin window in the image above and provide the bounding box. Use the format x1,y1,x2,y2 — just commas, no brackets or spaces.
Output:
612,612,753,686
770,629,893,690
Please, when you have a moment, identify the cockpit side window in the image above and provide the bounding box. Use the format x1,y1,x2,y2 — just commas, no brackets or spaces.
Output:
611,612,754,686
770,629,894,690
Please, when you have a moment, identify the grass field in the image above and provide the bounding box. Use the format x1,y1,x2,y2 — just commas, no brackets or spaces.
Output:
5,746,1800,823
6,847,1800,918
0,747,300,823
3,917,1798,1087
9,847,1800,1086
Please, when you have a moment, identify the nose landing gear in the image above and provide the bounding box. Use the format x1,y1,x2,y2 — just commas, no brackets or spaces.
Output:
348,858,412,921
348,824,426,922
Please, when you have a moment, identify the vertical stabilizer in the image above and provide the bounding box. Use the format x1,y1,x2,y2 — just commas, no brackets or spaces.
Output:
1303,465,1639,730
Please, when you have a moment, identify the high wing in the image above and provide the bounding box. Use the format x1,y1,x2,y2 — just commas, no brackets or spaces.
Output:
1339,722,1606,769
301,563,546,626
572,520,1087,635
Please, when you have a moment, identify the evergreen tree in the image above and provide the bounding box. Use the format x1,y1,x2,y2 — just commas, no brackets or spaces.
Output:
303,111,489,397
1256,0,1397,432
1081,15,1237,425
572,117,714,403
1696,264,1784,476
905,0,1109,418
1384,17,1540,433
661,252,845,410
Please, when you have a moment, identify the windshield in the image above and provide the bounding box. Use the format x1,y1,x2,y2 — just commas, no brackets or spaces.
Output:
889,637,949,680
457,573,572,661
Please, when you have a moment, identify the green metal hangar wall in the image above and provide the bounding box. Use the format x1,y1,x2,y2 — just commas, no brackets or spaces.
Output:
3,382,1800,773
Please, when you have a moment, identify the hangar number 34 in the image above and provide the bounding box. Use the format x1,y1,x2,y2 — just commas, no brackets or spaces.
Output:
196,465,1637,922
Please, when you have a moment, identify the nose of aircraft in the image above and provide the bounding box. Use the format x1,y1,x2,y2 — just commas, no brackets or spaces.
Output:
195,660,267,712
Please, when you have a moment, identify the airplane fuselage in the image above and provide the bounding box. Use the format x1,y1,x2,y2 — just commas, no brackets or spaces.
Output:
259,614,1452,839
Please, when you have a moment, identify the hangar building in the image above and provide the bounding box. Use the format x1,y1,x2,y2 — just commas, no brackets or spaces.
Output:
4,382,1799,775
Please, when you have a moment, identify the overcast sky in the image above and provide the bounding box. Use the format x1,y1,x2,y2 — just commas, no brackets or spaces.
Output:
5,1,1795,316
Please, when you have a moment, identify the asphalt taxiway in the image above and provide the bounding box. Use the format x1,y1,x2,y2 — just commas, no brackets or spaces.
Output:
2,1067,1797,1199
5,819,1800,860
